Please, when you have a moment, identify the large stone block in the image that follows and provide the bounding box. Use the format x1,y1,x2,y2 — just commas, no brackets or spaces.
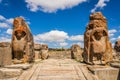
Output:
34,44,41,60
88,66,119,80
40,44,49,60
0,68,22,79
35,51,41,60
71,44,83,61
0,42,12,67
11,17,34,63
34,44,41,50
114,40,120,60
83,12,113,65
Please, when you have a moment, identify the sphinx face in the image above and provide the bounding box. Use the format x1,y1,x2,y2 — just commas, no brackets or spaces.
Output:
93,31,103,41
14,29,26,40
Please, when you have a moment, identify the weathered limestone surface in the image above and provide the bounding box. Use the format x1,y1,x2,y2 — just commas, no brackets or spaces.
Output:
4,64,32,70
0,68,22,79
114,40,120,52
18,59,97,80
0,42,12,66
34,44,41,60
88,66,120,80
71,44,83,61
34,44,49,60
11,17,34,63
40,44,49,60
83,12,113,64
18,59,120,80
114,40,120,60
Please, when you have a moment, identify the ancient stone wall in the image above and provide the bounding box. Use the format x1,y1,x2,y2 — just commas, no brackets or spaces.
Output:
11,17,34,63
0,42,12,66
83,12,113,64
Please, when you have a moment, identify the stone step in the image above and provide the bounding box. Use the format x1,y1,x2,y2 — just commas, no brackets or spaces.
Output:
88,66,119,80
4,64,32,70
0,68,22,79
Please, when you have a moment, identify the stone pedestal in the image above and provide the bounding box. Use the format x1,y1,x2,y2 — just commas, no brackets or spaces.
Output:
88,66,119,80
0,68,22,79
34,44,41,60
0,42,12,67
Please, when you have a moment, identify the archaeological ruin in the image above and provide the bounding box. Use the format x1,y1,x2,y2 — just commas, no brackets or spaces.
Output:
12,17,34,63
71,44,83,61
83,12,113,65
114,40,120,60
0,12,119,80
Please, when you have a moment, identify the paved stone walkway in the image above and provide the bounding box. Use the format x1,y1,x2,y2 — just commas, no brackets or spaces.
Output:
18,59,96,80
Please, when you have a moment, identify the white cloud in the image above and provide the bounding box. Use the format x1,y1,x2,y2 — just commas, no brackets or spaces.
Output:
69,35,84,41
117,36,120,40
0,15,14,28
34,30,69,42
0,23,9,28
108,29,117,34
0,15,5,20
91,0,110,13
0,37,11,42
108,29,117,37
6,28,13,35
25,0,87,13
59,42,68,47
34,30,85,48
110,38,116,41
6,18,14,24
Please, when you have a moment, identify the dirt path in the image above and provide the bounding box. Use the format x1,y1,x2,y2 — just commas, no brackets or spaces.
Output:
18,59,96,80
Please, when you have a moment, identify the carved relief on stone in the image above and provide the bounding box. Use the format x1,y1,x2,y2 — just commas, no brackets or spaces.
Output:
12,17,34,63
83,12,113,64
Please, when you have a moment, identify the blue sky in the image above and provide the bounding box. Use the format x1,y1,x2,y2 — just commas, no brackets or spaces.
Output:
0,0,120,48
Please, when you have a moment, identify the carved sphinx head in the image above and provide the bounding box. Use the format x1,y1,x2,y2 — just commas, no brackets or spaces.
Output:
13,17,27,40
14,28,26,40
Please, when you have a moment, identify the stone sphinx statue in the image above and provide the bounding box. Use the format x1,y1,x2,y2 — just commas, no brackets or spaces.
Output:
12,17,34,63
83,12,113,64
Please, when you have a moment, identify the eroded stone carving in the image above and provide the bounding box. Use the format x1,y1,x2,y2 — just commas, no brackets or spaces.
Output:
71,44,83,61
83,12,113,64
40,44,49,60
12,17,34,63
114,40,120,60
